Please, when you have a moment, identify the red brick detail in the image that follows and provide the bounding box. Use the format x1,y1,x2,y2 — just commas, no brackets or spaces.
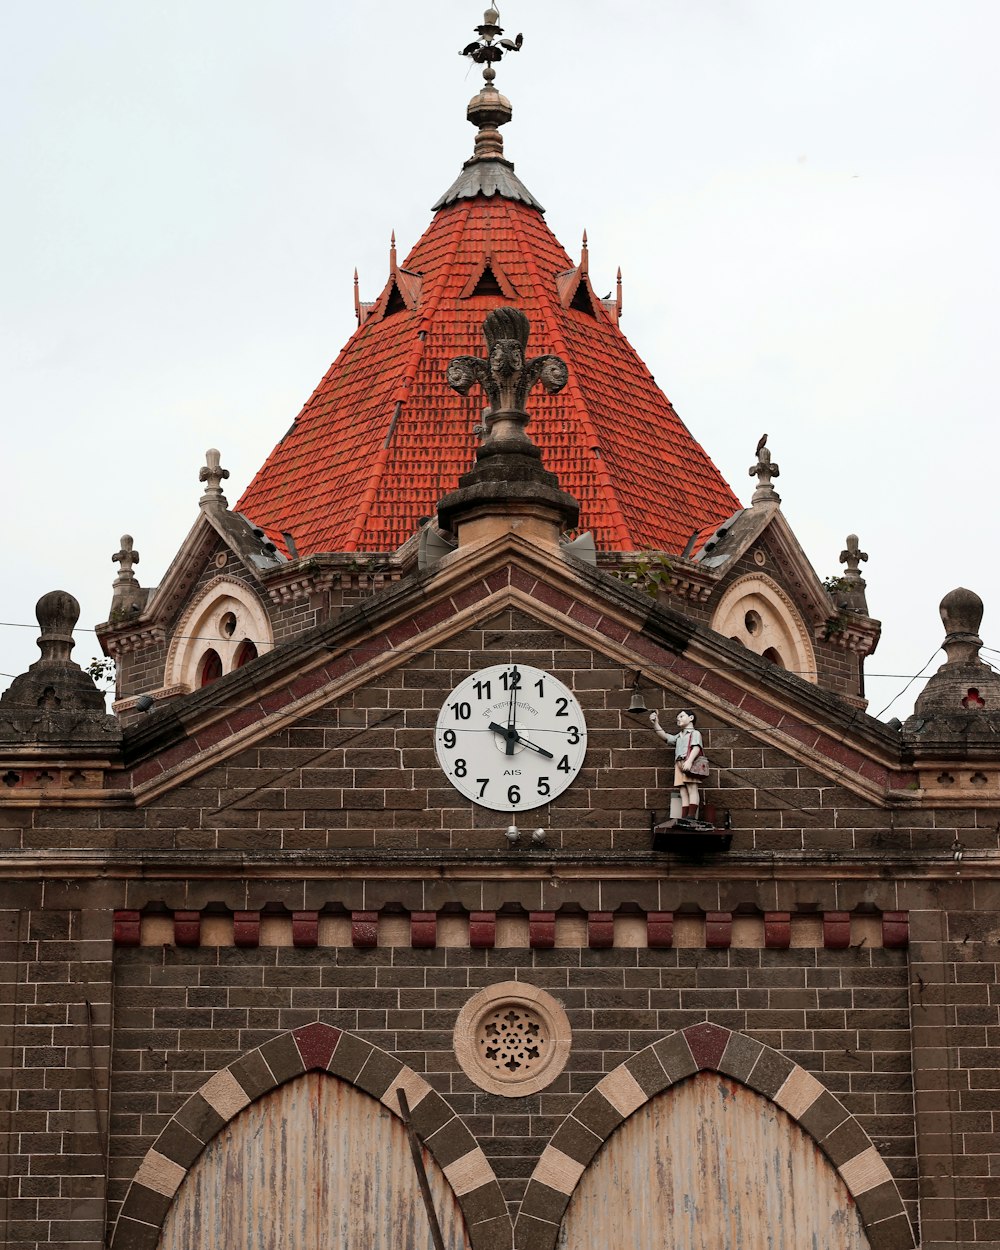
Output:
173,911,201,947
469,911,496,948
352,911,379,948
588,912,614,949
647,912,673,948
882,911,909,949
529,912,556,949
704,912,732,948
293,1022,342,1071
683,1023,731,1071
410,911,437,949
764,912,791,949
823,912,851,949
233,911,260,948
194,719,232,752
113,909,141,947
292,911,319,948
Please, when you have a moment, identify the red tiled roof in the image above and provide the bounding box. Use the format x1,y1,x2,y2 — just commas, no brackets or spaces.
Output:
236,196,740,555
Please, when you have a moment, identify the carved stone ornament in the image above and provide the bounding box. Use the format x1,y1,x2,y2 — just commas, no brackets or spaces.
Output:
748,433,780,504
446,305,567,442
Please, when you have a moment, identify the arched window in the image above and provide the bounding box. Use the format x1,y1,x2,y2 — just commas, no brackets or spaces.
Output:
711,574,817,682
234,639,258,669
199,649,223,687
164,577,274,693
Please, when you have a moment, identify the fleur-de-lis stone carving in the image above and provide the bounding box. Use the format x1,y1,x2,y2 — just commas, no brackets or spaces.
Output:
199,448,230,507
112,535,140,584
446,306,567,443
840,533,868,576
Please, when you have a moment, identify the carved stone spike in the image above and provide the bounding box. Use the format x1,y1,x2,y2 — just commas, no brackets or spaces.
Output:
446,306,567,444
199,448,230,508
840,533,868,573
112,535,140,584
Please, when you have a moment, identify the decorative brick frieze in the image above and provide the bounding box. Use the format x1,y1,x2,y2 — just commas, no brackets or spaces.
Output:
881,911,909,948
468,910,496,948
351,910,379,948
823,911,851,949
704,911,732,948
646,911,673,948
232,910,260,947
764,911,791,948
587,911,614,949
113,908,141,946
110,905,911,949
291,910,319,947
528,911,556,949
410,911,437,948
173,910,201,947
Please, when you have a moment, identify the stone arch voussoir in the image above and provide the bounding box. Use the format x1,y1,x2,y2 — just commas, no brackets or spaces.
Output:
514,1022,914,1250
112,1023,506,1250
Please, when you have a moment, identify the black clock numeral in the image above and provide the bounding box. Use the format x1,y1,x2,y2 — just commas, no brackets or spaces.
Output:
476,778,489,799
473,679,491,700
537,777,551,796
500,669,521,692
557,755,571,774
443,729,456,748
555,697,570,717
454,759,467,778
534,677,545,697
507,784,521,805
567,725,581,745
449,701,472,720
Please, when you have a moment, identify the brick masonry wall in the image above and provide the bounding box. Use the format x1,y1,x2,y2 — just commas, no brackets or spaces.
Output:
106,939,914,1237
0,887,113,1250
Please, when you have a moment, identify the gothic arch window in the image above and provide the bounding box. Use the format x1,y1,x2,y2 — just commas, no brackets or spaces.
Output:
199,649,223,687
711,573,817,682
164,576,273,693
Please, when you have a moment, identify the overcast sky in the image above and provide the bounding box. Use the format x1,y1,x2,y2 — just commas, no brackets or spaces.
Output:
2,1,998,720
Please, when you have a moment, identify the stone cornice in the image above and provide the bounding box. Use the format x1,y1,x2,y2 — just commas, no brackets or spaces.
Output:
0,846,996,881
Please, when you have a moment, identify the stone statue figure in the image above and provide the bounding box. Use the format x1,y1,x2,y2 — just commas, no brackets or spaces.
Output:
649,709,707,819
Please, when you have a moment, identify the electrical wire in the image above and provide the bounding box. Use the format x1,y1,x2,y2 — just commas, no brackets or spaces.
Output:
873,648,942,719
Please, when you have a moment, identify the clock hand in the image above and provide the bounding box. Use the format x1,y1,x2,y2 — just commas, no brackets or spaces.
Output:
511,734,554,760
488,722,555,761
504,668,519,754
489,720,520,754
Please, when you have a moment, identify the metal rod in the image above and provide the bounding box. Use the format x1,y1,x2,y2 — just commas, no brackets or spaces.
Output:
397,1088,447,1250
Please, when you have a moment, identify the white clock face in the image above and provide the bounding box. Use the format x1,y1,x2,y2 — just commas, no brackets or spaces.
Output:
435,664,588,812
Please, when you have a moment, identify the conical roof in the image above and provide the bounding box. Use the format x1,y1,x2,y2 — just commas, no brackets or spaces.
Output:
236,38,740,557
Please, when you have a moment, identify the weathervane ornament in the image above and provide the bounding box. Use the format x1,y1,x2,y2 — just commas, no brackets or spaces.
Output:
461,6,523,84
446,306,567,442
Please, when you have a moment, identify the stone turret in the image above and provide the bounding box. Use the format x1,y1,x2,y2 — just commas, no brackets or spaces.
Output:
904,587,1000,748
0,591,121,747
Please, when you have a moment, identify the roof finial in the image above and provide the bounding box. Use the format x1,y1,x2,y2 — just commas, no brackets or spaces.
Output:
580,230,589,274
433,6,544,211
748,433,780,505
354,268,360,322
390,230,397,269
199,448,230,510
446,305,567,446
460,7,522,87
616,266,623,319
838,533,870,613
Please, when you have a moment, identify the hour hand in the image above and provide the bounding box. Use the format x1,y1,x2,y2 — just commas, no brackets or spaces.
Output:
489,720,520,755
513,734,554,760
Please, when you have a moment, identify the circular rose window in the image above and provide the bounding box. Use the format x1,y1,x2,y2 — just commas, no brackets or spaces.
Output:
454,981,572,1097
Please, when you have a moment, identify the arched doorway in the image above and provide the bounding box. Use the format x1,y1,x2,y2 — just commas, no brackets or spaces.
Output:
157,1073,469,1250
557,1073,870,1249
